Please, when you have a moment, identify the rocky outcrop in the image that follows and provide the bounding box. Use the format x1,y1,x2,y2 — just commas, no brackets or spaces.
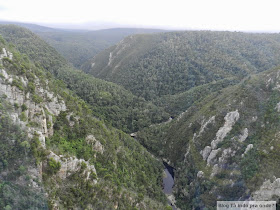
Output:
0,48,13,60
201,146,212,161
201,110,240,162
276,102,280,112
239,128,248,142
242,144,253,157
0,67,66,148
198,116,215,136
44,91,66,116
86,135,104,154
197,171,204,178
210,164,221,178
211,110,240,149
166,194,181,210
207,148,221,165
47,151,97,182
252,178,280,200
218,148,236,165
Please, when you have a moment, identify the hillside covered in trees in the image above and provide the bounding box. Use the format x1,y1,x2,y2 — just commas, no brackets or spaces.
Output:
85,31,280,102
0,21,166,69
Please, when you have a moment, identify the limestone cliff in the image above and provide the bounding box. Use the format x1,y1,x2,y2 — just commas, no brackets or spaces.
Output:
0,47,99,207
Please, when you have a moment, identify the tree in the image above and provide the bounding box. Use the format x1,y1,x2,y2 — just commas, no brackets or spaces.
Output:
20,140,30,157
48,158,61,175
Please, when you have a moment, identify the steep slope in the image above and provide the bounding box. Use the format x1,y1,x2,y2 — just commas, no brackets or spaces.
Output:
137,67,280,209
85,31,280,101
0,36,168,209
0,25,169,132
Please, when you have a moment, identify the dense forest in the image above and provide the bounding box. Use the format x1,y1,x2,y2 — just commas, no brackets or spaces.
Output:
85,31,280,102
36,28,166,69
0,21,166,68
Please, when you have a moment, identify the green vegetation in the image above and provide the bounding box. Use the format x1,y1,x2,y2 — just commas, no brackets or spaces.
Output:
138,68,280,209
0,25,169,133
19,112,27,121
0,99,48,209
34,27,165,69
2,24,280,209
0,22,165,68
0,33,167,209
87,31,280,102
47,158,61,174
155,77,239,116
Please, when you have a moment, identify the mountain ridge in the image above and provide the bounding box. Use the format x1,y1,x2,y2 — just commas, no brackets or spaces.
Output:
0,21,168,68
84,31,280,101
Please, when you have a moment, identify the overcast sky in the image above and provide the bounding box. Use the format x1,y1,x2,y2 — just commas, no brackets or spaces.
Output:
0,0,279,31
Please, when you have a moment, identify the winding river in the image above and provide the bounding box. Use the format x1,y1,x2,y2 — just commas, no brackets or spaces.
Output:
163,162,177,210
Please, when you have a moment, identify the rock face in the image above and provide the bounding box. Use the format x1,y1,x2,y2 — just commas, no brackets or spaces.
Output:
253,178,280,200
86,135,104,154
201,110,240,162
0,65,66,148
276,102,280,112
201,146,212,161
239,128,248,142
207,148,221,165
0,47,98,193
211,110,240,149
198,116,215,136
47,151,97,182
242,144,253,157
0,47,13,60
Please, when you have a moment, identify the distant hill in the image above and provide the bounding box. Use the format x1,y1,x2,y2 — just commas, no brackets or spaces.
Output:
0,21,60,32
0,21,167,68
36,27,167,68
84,31,280,101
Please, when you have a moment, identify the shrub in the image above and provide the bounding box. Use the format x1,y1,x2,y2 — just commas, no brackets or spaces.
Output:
47,158,61,175
11,79,24,91
32,94,43,104
27,82,35,93
14,103,19,109
19,112,27,122
21,104,28,111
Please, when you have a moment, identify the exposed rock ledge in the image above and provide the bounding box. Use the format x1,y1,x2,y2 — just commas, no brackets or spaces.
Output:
47,151,97,182
166,194,181,210
252,178,280,200
211,110,240,149
0,68,66,148
201,110,240,162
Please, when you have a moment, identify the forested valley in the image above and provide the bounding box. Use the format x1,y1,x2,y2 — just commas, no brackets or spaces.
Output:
1,23,280,209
